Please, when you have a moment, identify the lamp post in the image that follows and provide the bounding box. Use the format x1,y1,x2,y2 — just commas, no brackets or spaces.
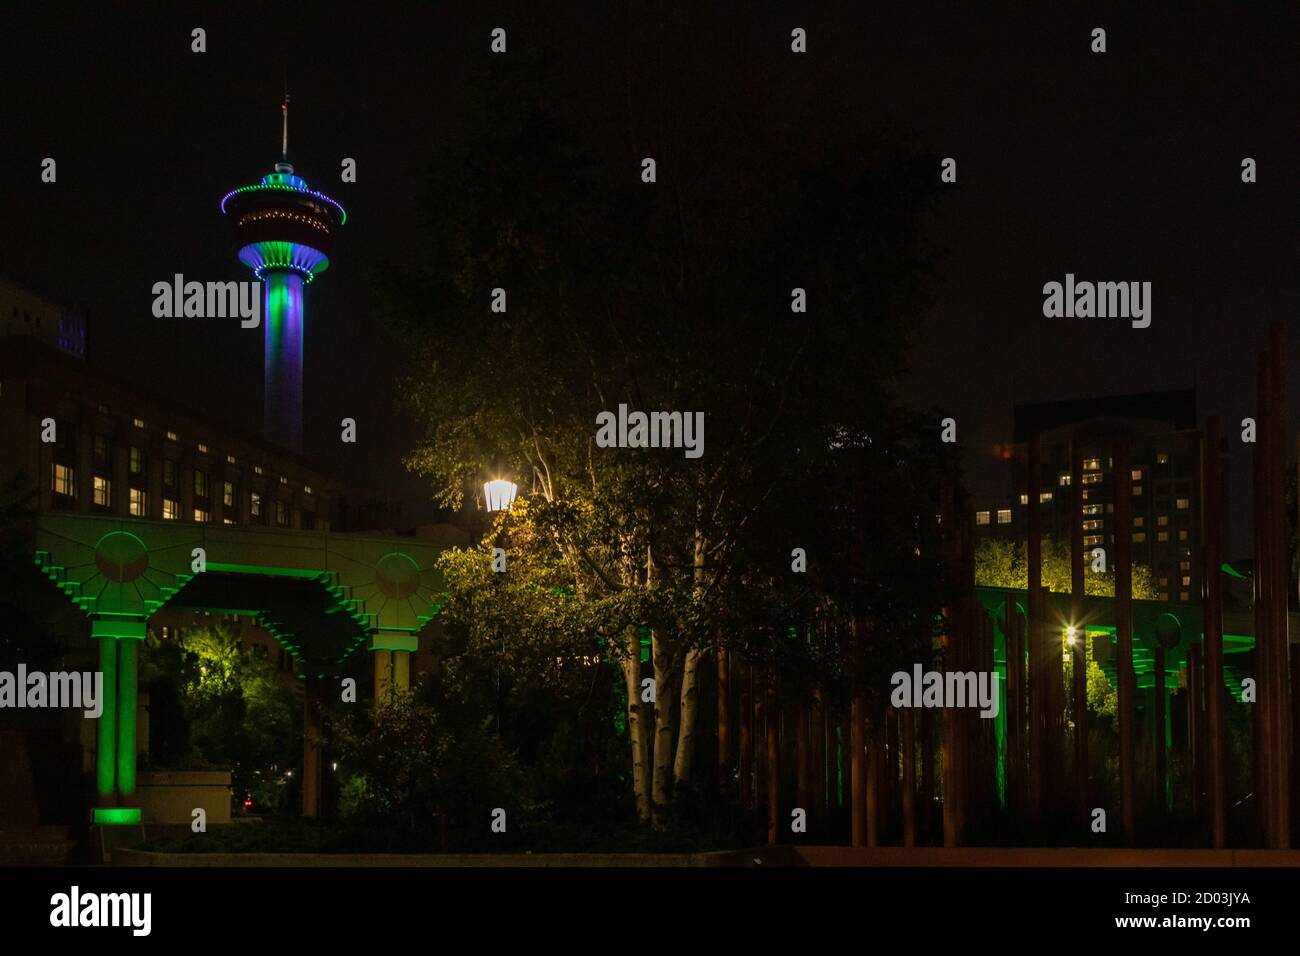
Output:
483,478,518,513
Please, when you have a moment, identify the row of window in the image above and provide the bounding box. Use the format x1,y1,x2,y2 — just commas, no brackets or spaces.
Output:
978,504,1191,526
52,464,302,526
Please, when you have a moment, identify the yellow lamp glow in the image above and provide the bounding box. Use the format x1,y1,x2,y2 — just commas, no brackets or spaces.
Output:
483,479,518,513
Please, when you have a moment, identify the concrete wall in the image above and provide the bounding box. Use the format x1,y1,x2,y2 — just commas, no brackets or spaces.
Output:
136,771,232,826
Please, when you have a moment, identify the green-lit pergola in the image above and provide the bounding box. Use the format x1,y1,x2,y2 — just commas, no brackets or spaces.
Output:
32,512,447,824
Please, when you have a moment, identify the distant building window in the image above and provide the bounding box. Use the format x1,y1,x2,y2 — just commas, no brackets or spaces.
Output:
996,509,1011,525
93,476,111,507
1157,515,1168,526
1131,469,1142,481
1159,577,1169,586
1158,592,1168,602
163,459,178,488
129,488,148,516
254,465,264,475
1180,591,1189,602
275,501,288,527
1082,473,1103,485
223,517,235,525
194,507,210,523
1157,531,1169,542
1059,474,1071,486
132,417,146,429
166,430,178,442
223,482,235,508
303,485,313,495
279,475,288,485
1132,532,1146,544
197,443,209,454
194,470,209,498
1039,491,1053,503
1176,497,1189,510
976,510,991,525
1083,519,1103,530
1133,516,1144,528
163,499,180,520
94,434,111,464
129,447,144,475
227,455,236,465
1156,452,1169,464
52,463,75,497
1181,576,1191,587
1180,560,1191,571
1133,485,1142,496
1083,534,1104,547
1178,530,1188,541
97,403,110,415
250,492,262,517
1083,458,1102,471
1019,494,1028,505
1083,504,1102,515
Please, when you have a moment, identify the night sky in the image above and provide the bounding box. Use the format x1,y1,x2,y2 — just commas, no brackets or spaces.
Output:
2,2,1297,549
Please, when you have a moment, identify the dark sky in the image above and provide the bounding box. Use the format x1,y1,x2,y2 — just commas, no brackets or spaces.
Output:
2,2,1297,546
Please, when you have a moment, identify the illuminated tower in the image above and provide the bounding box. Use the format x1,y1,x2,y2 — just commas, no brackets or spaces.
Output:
221,95,346,453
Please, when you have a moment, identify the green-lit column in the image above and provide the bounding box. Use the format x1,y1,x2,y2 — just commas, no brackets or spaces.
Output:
116,638,139,798
371,629,418,708
92,624,118,803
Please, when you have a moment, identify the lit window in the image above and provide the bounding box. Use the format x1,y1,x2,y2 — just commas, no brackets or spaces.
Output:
1159,576,1169,586
1157,515,1169,526
251,493,262,517
1059,474,1071,486
227,455,236,465
279,475,288,485
1176,498,1189,510
194,471,209,497
1082,473,1103,484
1083,519,1104,530
129,488,148,516
1083,458,1101,471
163,460,177,487
197,443,209,454
93,476,111,507
1132,533,1146,543
194,507,210,523
51,463,75,497
1019,494,1028,505
132,417,146,429
275,501,288,527
1180,591,1189,601
163,498,179,520
1179,560,1191,571
93,434,110,463
1039,491,1053,503
1157,531,1169,542
1083,534,1104,546
97,403,111,415
1133,516,1144,528
1131,469,1142,481
1178,530,1188,541
996,509,1011,524
303,485,313,495
1133,485,1142,496
1083,504,1102,515
976,510,991,525
166,430,178,442
129,447,144,474
1181,576,1191,587
1156,452,1169,464
254,465,264,475
223,482,235,507
1158,592,1168,602
223,517,235,525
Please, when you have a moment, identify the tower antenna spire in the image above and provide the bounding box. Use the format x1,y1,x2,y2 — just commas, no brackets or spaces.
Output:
281,83,290,160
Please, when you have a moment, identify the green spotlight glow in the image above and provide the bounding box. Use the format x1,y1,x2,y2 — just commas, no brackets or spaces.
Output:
93,807,141,825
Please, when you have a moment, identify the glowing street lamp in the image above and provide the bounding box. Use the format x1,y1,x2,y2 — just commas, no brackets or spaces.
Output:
1065,626,1078,647
483,479,518,513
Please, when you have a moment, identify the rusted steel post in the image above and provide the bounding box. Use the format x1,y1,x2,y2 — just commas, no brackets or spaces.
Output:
1114,440,1137,844
717,645,731,792
901,706,916,847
